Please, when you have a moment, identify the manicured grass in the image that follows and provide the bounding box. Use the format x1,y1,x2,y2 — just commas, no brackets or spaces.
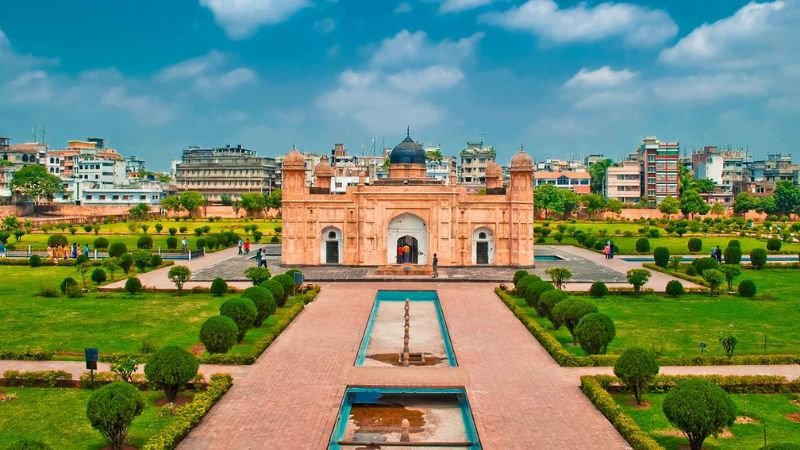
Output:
0,387,178,449
614,392,800,450
515,269,800,358
0,266,293,357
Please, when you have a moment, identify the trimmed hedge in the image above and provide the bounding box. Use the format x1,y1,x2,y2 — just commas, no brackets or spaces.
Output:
143,374,233,450
1,370,72,387
642,263,708,288
653,247,669,268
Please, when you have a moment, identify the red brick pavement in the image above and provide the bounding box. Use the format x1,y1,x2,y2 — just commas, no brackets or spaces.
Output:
179,282,630,450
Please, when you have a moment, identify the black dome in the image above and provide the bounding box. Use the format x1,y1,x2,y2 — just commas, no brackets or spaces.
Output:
390,133,425,165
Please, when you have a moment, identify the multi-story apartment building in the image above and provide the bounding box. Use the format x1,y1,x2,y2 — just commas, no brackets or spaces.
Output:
459,141,496,184
535,158,586,172
533,170,591,194
0,138,48,201
692,146,750,194
584,154,606,167
744,153,796,195
173,145,277,203
638,136,679,204
604,160,641,204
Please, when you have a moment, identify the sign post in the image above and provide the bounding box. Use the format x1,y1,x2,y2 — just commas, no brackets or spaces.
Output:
85,347,99,387
293,272,304,296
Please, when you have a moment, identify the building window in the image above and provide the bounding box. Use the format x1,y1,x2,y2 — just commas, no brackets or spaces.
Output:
86,195,93,200
139,195,146,200
112,195,119,200
99,195,106,200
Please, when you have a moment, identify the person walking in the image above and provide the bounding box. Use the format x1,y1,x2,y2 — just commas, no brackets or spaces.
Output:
603,243,610,259
244,239,251,254
608,240,615,259
83,243,90,258
181,237,189,254
432,253,439,278
255,248,263,267
714,245,723,263
238,239,244,255
258,248,268,268
71,242,78,259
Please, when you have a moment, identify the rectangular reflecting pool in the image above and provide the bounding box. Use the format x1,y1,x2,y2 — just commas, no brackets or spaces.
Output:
329,387,481,449
534,254,564,261
356,290,457,367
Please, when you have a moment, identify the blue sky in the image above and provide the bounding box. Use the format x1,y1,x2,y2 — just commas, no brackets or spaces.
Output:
1,0,798,170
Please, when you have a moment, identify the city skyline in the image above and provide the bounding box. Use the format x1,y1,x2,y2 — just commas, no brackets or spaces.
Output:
1,0,797,170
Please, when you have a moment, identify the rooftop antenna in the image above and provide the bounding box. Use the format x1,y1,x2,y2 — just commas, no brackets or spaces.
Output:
32,124,37,143
41,122,46,144
479,132,486,146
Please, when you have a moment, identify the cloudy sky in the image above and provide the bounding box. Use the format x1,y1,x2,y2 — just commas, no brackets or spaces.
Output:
0,0,797,170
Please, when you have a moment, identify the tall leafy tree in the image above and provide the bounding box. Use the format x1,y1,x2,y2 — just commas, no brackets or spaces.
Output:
693,179,717,193
240,192,265,216
658,196,680,219
733,192,757,214
534,184,563,219
773,180,800,215
11,165,63,204
581,193,607,219
265,189,282,212
680,190,710,219
588,159,613,194
558,189,580,219
179,191,204,217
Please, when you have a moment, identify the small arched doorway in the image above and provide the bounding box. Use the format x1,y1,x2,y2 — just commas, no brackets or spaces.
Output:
387,213,427,265
396,236,419,264
473,228,494,265
320,227,342,265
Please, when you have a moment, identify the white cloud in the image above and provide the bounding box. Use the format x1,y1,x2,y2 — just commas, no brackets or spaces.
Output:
157,51,226,81
440,0,494,14
157,51,256,95
652,74,766,103
659,1,793,69
369,30,484,68
7,70,52,103
199,0,310,39
387,65,464,93
195,67,256,92
0,27,58,71
100,87,175,126
394,2,412,14
482,0,677,47
563,66,638,89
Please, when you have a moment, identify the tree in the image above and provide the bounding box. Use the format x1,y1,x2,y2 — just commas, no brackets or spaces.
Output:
160,195,182,216
551,298,598,341
574,313,615,355
144,346,199,402
265,189,282,212
658,196,680,219
757,195,776,214
613,347,659,406
702,269,725,294
220,194,233,206
102,257,120,281
128,203,150,220
626,269,651,293
680,190,710,219
179,191,204,217
662,379,736,450
425,149,444,162
167,266,191,295
244,266,270,285
558,189,581,219
86,382,145,450
110,355,142,384
605,198,623,217
694,178,717,193
534,184,563,219
2,215,19,231
240,192,265,216
544,267,572,289
231,199,241,218
581,193,607,219
733,192,758,214
132,249,152,273
773,180,800,215
717,264,741,292
588,158,613,194
709,202,726,216
750,248,767,269
11,165,64,204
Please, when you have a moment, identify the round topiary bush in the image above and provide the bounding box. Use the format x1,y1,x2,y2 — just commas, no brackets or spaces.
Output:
635,238,650,253
687,238,703,252
665,280,684,297
692,257,718,275
537,289,567,319
260,279,284,305
125,277,143,294
723,245,742,265
750,248,768,269
136,235,153,249
241,286,276,327
551,298,598,339
613,347,659,405
199,315,238,353
220,297,258,341
93,237,109,249
728,239,741,248
574,313,616,355
524,280,554,310
166,236,178,250
513,270,529,286
589,281,609,298
47,234,68,248
119,253,134,274
685,265,698,276
144,346,199,402
91,268,107,284
108,242,128,258
272,274,295,306
653,247,670,268
76,254,90,265
766,238,782,252
515,274,541,294
150,254,163,267
210,277,228,296
86,382,145,450
738,279,757,297
60,277,78,295
662,379,736,450
29,255,42,267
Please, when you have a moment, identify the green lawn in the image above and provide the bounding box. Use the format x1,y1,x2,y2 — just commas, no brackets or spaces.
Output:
541,235,800,255
614,392,800,450
0,387,180,449
515,269,800,358
0,266,291,357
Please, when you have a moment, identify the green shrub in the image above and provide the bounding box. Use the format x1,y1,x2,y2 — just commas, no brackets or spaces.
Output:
524,280,554,309
47,234,68,248
195,238,206,250
687,237,702,252
272,274,295,306
635,238,650,253
574,313,615,355
537,289,567,320
37,286,60,298
199,316,238,354
29,255,42,267
244,266,270,286
5,440,52,450
613,347,659,405
166,236,178,250
512,270,529,285
545,267,572,288
723,245,742,264
210,277,228,296
728,239,741,248
552,298,598,340
738,279,757,297
94,237,109,249
168,227,177,236
119,254,134,274
626,269,651,293
702,269,725,294
144,346,199,401
685,265,698,276
515,274,541,294
60,277,78,295
692,257,718,275
136,235,153,249
125,277,143,295
662,379,736,450
108,242,128,258
242,286,276,327
766,238,782,251
150,254,163,267
260,279,284,305
719,334,738,358
167,266,191,295
91,268,107,284
750,248,768,269
665,280,684,297
86,382,145,450
220,298,257,341
76,254,90,265
653,247,669,268
589,281,609,298
132,249,152,273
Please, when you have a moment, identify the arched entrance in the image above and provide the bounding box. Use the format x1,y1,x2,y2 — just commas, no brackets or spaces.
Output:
320,227,342,265
473,227,494,265
396,235,419,264
387,213,427,265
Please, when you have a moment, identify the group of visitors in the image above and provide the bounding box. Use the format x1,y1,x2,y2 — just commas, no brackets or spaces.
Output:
237,238,251,255
254,248,268,268
602,240,616,259
47,242,90,262
396,241,413,263
711,245,723,262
